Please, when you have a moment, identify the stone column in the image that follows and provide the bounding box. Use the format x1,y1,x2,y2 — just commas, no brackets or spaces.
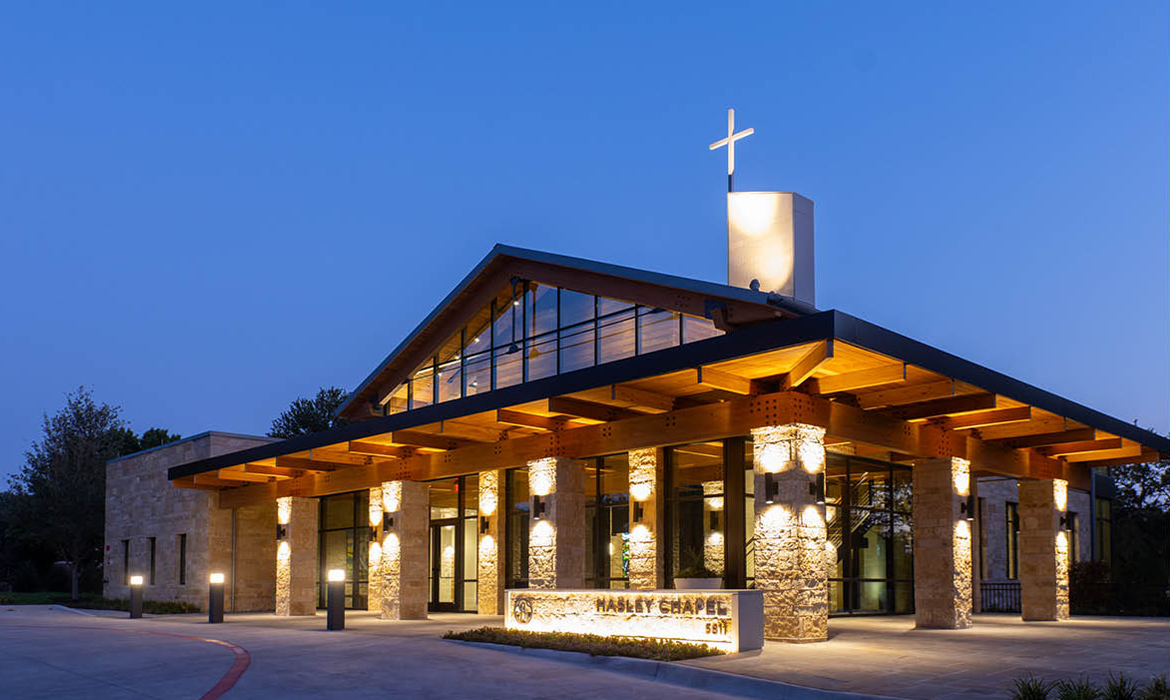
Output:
628,448,664,590
751,424,828,643
912,457,974,629
477,470,506,615
366,487,384,613
971,478,982,614
528,457,586,589
381,480,429,620
275,496,317,616
1018,478,1070,621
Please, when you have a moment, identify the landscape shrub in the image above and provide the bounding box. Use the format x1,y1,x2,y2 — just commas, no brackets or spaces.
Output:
444,626,724,661
1011,675,1170,700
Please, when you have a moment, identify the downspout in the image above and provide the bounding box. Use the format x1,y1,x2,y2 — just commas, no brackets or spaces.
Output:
1089,469,1096,562
231,508,237,612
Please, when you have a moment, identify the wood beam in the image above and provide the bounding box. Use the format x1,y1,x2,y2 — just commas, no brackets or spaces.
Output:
217,469,273,483
173,476,222,491
217,390,1076,508
243,464,305,478
1078,450,1160,468
389,430,474,451
347,441,416,459
695,366,755,395
194,474,248,487
495,409,570,431
986,428,1097,449
434,421,506,443
545,396,645,422
858,379,956,410
779,340,833,390
880,393,997,421
934,406,1031,431
1064,444,1145,463
610,384,676,412
1038,438,1123,458
807,363,906,395
273,456,351,472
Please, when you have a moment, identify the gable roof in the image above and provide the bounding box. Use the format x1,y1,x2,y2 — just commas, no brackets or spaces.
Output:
336,244,818,419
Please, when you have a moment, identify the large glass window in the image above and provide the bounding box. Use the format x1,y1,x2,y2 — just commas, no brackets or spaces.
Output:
1006,501,1019,580
825,454,914,615
1094,498,1111,564
666,442,726,584
427,476,478,612
318,491,370,609
385,281,724,413
505,467,530,589
586,454,630,589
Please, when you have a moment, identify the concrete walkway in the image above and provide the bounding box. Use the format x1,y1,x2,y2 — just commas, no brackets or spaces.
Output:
682,613,1170,700
1,605,1165,700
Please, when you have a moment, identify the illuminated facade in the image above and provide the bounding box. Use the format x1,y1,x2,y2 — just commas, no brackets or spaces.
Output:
106,241,1164,642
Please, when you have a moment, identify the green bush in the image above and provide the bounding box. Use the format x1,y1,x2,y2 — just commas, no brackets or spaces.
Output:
1104,673,1140,700
0,595,15,605
443,626,724,661
1013,676,1058,700
1140,675,1170,700
0,591,199,614
1056,678,1101,700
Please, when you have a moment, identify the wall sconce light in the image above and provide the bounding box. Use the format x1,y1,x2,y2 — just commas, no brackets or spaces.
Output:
480,516,490,534
1059,514,1075,531
960,493,976,522
369,525,379,541
763,472,778,504
709,510,720,531
275,523,288,542
808,473,826,505
383,513,395,531
633,501,645,524
532,495,546,520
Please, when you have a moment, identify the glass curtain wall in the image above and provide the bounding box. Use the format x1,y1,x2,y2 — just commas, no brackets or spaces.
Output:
825,454,914,615
585,454,630,589
666,442,726,584
318,491,370,609
384,282,724,414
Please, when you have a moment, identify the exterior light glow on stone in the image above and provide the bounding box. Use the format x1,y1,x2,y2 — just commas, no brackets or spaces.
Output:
529,458,557,496
1054,479,1068,511
277,541,291,561
209,572,225,584
277,496,292,525
369,541,382,563
952,461,971,495
531,519,555,546
628,448,661,590
369,486,383,527
479,471,499,516
384,481,402,513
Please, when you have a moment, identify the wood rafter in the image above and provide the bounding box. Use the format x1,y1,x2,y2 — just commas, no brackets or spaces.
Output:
695,366,755,395
273,456,352,472
1038,438,1122,458
808,363,906,395
495,409,570,431
610,384,677,411
879,393,997,421
933,406,1031,432
217,389,1080,509
858,379,956,410
389,430,475,450
243,464,305,478
779,340,833,390
1064,443,1144,463
347,441,416,459
986,428,1097,449
546,397,645,422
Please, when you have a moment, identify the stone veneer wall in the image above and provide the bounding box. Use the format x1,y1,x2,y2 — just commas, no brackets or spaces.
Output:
1018,479,1070,621
751,424,828,643
528,458,586,589
911,458,973,629
381,480,429,619
477,470,506,615
275,496,318,615
627,448,664,590
104,432,277,611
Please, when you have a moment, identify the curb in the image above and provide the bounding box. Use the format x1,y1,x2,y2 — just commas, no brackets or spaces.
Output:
447,639,906,700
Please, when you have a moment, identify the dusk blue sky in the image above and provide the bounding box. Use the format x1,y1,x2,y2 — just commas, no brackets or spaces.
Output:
1,3,1166,481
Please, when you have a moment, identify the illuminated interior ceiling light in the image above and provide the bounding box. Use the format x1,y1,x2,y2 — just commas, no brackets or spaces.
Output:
129,575,144,586
327,569,346,582
764,472,778,504
960,492,976,521
209,572,225,584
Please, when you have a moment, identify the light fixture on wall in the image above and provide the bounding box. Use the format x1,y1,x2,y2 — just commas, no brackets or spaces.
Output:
960,493,976,522
1059,514,1075,531
275,523,288,542
764,472,778,504
709,510,720,531
383,513,395,531
480,516,490,534
808,473,826,505
633,501,645,524
532,495,546,520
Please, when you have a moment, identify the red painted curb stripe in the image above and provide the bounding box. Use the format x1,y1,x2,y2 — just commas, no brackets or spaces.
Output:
3,624,250,699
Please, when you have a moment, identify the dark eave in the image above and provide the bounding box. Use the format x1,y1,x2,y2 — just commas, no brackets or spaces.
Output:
170,310,1169,481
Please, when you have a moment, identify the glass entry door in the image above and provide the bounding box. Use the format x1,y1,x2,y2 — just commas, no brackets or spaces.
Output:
430,520,457,611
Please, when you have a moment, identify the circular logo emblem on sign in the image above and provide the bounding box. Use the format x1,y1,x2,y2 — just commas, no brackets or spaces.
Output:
513,596,534,624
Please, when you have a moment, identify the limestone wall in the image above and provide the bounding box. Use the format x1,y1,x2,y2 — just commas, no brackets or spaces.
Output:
977,477,1092,584
104,432,276,610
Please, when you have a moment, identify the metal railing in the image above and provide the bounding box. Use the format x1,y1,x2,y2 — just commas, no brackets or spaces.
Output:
981,581,1021,612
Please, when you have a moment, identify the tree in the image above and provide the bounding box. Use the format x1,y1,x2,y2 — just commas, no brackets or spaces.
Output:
268,386,349,438
138,427,181,451
8,387,130,599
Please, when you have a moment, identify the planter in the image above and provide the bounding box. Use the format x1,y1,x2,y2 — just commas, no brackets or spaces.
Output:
674,577,721,590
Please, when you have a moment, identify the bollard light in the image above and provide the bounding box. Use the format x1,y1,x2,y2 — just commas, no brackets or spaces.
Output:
326,569,346,631
129,575,144,619
208,572,225,624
